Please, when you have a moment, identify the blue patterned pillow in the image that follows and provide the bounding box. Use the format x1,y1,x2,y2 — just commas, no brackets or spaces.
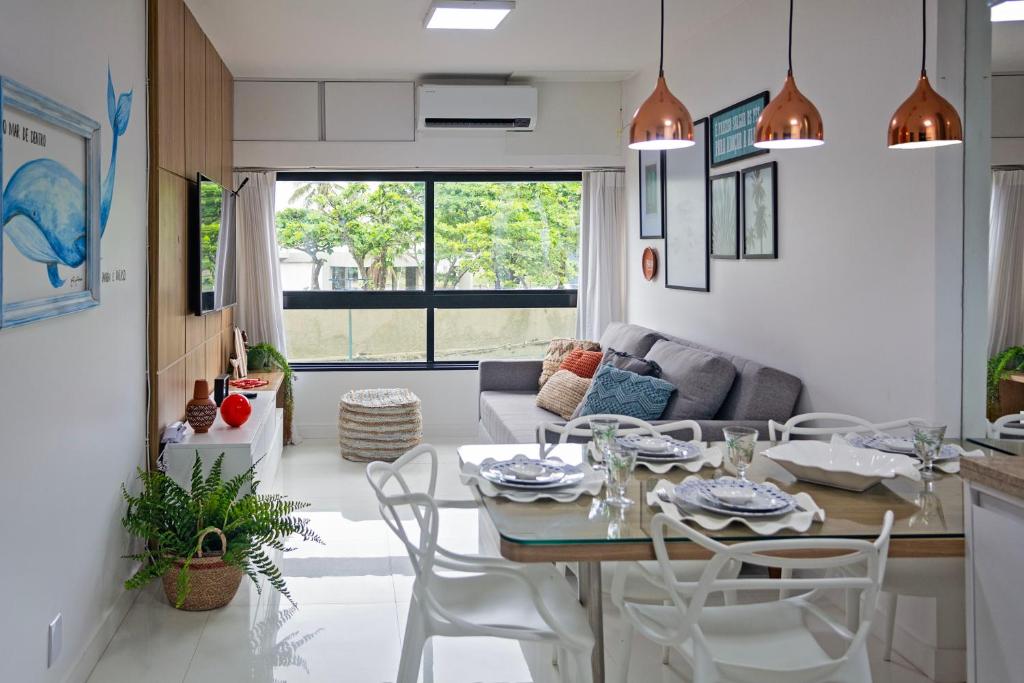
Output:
576,363,676,420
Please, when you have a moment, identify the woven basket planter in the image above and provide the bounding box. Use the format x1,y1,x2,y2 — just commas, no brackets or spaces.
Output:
161,528,243,611
339,388,422,462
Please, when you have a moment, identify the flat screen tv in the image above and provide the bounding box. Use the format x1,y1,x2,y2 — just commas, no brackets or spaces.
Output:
190,173,237,315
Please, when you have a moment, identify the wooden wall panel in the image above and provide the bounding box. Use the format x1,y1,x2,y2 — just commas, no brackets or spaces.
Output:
222,62,234,189
153,0,184,175
183,7,206,183
156,170,186,371
204,39,223,184
149,0,235,468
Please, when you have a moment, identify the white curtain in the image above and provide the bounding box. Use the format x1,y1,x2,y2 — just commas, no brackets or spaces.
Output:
234,171,286,352
988,169,1024,356
576,170,626,340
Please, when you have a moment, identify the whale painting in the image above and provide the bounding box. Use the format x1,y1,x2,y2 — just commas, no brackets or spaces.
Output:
0,68,131,328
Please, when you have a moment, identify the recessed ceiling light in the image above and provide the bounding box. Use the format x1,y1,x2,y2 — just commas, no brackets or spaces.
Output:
425,1,515,30
991,1,1024,22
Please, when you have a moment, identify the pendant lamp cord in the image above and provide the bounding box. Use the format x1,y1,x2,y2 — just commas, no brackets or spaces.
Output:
787,0,794,74
920,0,927,75
659,0,665,76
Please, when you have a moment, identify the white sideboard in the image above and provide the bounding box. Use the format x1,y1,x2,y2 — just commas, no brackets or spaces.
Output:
963,458,1024,683
162,392,283,491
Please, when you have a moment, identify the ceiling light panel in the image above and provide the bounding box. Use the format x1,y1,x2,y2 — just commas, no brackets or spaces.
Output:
425,1,515,30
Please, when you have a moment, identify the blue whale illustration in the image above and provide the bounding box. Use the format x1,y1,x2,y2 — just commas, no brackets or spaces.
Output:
2,68,132,287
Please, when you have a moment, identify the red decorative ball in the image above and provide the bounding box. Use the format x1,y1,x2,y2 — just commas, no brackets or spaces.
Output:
220,394,252,428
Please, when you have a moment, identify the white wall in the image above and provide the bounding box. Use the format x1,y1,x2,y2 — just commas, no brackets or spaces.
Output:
234,80,623,170
0,1,148,681
993,74,1024,165
294,370,480,441
623,0,966,427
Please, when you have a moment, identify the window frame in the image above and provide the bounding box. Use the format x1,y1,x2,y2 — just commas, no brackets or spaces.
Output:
277,170,582,370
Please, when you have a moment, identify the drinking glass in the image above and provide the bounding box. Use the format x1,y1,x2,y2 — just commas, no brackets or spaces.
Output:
723,426,758,481
604,444,637,508
910,421,946,481
589,417,619,467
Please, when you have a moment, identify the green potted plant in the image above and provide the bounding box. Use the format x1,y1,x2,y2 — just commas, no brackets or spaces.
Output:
121,453,321,610
987,346,1024,414
247,342,296,444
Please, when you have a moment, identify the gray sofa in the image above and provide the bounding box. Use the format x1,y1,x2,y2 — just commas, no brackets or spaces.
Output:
478,322,803,443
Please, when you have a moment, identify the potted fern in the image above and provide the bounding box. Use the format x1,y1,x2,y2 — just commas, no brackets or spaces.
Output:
121,453,322,610
247,342,296,444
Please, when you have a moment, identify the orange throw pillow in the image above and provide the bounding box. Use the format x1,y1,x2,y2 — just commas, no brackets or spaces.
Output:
559,349,604,379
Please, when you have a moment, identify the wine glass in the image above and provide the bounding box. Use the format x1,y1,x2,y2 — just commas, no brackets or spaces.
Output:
604,444,637,508
910,421,946,481
589,417,619,468
723,426,758,481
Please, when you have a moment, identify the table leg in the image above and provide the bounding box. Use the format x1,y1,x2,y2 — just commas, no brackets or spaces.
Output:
578,560,605,683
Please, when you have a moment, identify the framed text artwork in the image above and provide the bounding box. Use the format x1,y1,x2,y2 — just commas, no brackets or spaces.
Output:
709,92,769,167
0,76,102,329
664,118,709,292
742,161,778,259
638,149,664,239
710,172,739,259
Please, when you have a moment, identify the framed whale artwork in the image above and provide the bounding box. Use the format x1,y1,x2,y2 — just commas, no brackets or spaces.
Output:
0,70,132,329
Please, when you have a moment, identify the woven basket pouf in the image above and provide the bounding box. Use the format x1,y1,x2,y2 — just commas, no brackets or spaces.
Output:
339,388,422,462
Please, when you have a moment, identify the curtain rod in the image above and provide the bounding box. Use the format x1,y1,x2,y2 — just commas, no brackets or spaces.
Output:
993,165,1024,170
233,166,626,173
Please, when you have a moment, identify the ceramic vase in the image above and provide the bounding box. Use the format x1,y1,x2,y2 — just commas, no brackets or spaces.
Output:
185,380,217,434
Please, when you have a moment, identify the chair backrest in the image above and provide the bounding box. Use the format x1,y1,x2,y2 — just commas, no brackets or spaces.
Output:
638,511,894,683
768,412,925,442
988,411,1024,438
537,413,703,444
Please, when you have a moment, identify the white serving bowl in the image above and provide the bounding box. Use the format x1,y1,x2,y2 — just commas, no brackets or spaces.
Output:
764,435,921,492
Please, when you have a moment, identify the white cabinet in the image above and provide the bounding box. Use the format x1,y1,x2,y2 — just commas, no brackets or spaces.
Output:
163,392,283,491
965,482,1024,683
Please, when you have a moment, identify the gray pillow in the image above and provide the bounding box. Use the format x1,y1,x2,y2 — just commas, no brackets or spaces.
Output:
601,347,662,377
644,340,737,419
598,322,663,358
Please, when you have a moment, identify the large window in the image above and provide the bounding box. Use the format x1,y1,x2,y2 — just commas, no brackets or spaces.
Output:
276,172,581,367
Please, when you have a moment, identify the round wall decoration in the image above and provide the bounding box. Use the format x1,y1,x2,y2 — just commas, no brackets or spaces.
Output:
642,247,658,281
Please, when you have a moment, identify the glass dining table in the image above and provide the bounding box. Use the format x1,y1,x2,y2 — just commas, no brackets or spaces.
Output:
456,440,989,683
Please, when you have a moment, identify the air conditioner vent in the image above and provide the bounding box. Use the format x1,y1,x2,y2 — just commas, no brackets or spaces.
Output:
424,117,531,129
417,85,537,131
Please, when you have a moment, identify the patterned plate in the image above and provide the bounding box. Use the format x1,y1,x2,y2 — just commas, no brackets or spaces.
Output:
846,434,959,461
617,435,701,461
673,478,796,517
479,455,585,490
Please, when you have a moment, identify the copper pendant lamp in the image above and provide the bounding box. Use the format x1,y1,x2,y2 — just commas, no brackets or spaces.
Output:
628,0,694,150
888,0,962,149
754,0,824,149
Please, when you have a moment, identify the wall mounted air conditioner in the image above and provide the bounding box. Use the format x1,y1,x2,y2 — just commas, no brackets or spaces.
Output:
417,84,537,131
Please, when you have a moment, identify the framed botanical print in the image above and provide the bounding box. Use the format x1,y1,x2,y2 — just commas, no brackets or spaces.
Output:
638,149,664,239
664,118,709,291
742,161,778,259
0,76,102,328
710,172,739,259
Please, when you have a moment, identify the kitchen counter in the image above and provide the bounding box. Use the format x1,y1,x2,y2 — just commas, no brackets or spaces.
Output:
960,454,1024,500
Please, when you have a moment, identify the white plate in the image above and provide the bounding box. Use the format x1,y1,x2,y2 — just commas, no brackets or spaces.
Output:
673,479,796,517
617,435,701,460
479,455,584,490
765,435,921,492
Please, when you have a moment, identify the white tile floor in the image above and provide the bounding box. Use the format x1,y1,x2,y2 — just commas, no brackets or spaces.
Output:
87,439,938,683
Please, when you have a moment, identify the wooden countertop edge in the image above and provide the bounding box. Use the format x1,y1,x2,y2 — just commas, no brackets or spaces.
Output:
500,536,964,563
960,455,1024,500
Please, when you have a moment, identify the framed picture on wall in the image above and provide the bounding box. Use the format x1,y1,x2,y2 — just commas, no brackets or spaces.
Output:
638,149,665,239
710,172,739,259
709,92,770,167
664,118,709,291
0,76,102,329
742,161,778,259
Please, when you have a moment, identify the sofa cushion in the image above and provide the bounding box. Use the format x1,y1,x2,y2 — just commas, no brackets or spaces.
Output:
480,391,558,443
645,340,736,420
598,322,663,359
601,347,662,377
539,338,601,387
536,370,591,420
576,364,675,421
559,349,604,378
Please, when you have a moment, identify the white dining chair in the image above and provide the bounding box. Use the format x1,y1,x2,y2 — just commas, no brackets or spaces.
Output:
538,413,703,444
768,412,926,442
366,444,595,683
987,411,1024,438
612,510,895,683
